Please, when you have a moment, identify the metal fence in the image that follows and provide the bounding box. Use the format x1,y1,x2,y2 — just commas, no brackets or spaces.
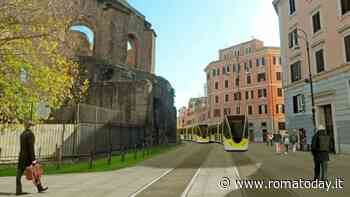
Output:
0,104,147,164
0,123,146,164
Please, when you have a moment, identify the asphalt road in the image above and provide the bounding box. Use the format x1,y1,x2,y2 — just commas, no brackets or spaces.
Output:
0,142,346,197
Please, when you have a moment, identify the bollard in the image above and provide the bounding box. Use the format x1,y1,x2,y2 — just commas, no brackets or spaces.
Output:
0,147,2,161
89,149,94,169
142,143,145,158
55,144,60,170
121,147,125,162
134,144,137,160
107,146,112,165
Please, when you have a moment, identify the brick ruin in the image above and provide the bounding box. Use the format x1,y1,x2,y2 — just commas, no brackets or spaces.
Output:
53,0,177,146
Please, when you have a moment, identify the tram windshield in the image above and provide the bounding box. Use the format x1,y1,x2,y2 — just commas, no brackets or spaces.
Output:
226,116,247,142
198,125,208,138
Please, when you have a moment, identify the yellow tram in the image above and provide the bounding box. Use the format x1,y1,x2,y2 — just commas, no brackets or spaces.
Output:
177,115,248,151
195,124,209,143
222,115,249,152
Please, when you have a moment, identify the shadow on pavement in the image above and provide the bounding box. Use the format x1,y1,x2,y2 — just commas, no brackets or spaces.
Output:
0,192,15,196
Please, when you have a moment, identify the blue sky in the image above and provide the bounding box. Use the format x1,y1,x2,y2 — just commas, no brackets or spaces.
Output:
127,0,280,110
73,0,280,111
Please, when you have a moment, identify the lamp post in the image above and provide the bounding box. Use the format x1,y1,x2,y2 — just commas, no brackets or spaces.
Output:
296,28,316,132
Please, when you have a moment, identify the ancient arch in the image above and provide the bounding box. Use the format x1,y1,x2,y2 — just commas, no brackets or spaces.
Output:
69,24,95,56
127,33,139,68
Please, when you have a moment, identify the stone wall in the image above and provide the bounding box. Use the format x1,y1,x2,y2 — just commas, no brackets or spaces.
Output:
67,0,156,73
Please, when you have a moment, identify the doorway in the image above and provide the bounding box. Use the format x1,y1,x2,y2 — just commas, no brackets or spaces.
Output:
262,129,268,143
249,130,255,142
319,104,336,153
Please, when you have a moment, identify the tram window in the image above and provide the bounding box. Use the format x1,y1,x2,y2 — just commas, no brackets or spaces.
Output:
223,121,231,139
229,119,244,139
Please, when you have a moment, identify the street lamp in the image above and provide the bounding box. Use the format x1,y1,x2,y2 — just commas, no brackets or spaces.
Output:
295,28,316,133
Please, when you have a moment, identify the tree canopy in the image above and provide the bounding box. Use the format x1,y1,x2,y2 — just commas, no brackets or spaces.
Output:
0,0,88,124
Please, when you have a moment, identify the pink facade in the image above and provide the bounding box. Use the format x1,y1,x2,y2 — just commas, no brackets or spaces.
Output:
205,39,285,142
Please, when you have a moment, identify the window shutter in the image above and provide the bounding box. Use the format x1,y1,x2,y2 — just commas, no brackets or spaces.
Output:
293,96,298,113
345,35,350,62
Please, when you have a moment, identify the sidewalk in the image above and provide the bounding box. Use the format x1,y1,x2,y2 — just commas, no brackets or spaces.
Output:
244,143,349,196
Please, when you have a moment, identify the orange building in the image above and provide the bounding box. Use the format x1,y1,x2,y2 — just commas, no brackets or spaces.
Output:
205,39,285,142
178,97,208,128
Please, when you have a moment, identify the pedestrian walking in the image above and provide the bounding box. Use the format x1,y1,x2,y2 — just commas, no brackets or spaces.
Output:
290,131,298,153
274,132,282,154
16,121,48,195
267,133,273,147
283,133,290,154
311,125,331,181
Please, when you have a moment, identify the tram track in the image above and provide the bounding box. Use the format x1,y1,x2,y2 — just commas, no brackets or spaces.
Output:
134,143,212,197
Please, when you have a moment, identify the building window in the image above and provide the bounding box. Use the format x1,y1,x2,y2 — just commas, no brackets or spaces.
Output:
257,73,266,82
293,94,305,113
315,49,325,73
247,75,252,84
236,63,241,72
312,11,321,33
225,94,229,102
256,58,260,66
222,67,226,74
344,34,350,62
273,56,276,65
235,77,240,86
261,57,265,65
215,82,219,89
279,56,282,64
341,0,350,15
251,90,254,99
258,89,267,98
288,29,298,48
249,60,253,68
226,65,230,73
236,106,240,115
214,109,221,117
225,80,229,88
278,122,286,130
291,61,301,82
276,72,282,81
277,88,283,97
276,104,285,114
289,0,296,15
261,122,267,127
215,95,219,103
246,91,249,100
217,68,220,76
248,105,253,115
244,62,248,71
212,69,216,77
259,104,268,114
234,92,242,101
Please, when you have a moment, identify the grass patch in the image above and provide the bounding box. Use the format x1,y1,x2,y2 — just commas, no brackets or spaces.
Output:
0,144,179,177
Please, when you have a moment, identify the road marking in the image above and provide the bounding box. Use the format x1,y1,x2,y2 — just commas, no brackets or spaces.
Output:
130,168,174,197
181,167,201,197
233,166,241,180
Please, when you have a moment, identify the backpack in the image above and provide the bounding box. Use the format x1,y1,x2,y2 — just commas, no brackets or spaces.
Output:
317,135,330,152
